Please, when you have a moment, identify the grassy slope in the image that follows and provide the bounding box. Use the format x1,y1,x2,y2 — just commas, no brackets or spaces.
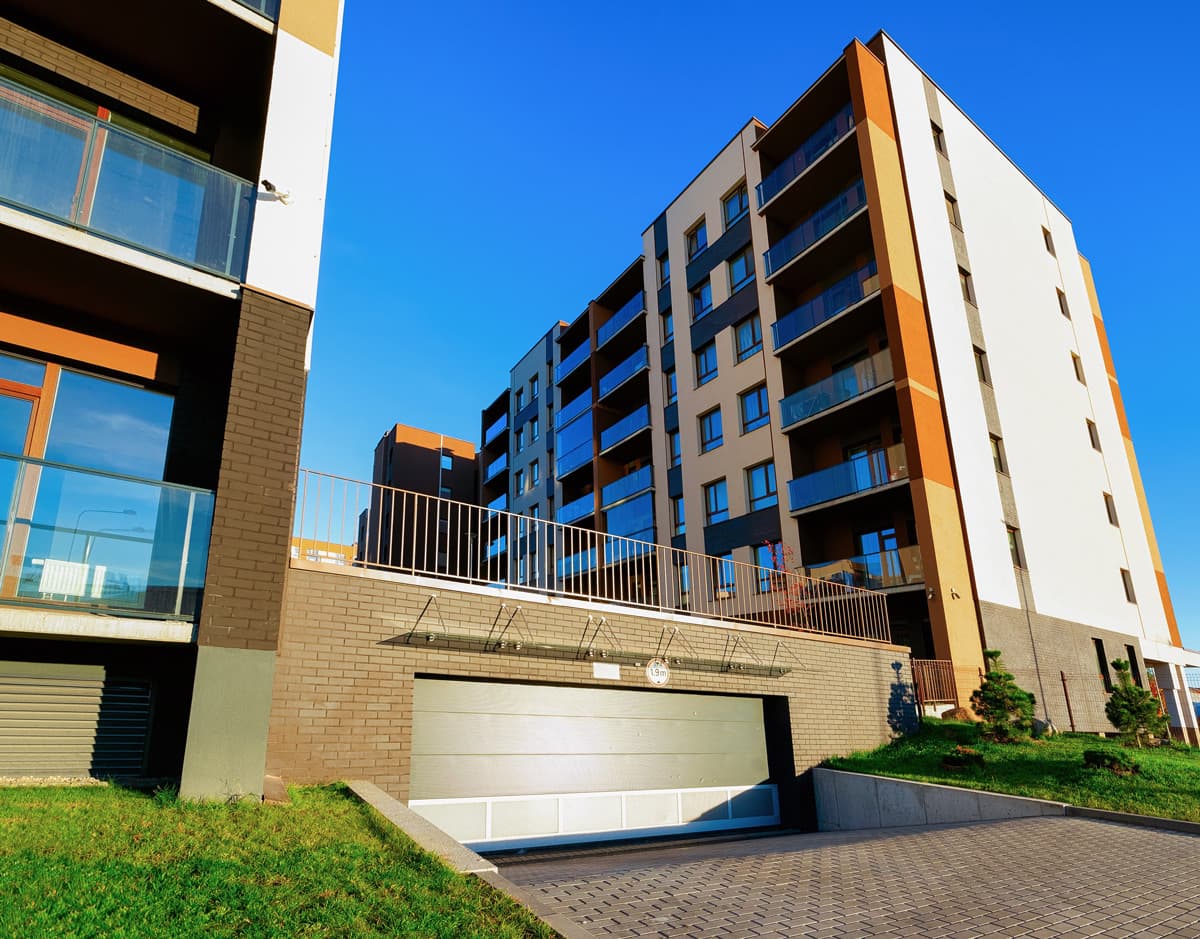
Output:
0,784,555,939
825,720,1200,822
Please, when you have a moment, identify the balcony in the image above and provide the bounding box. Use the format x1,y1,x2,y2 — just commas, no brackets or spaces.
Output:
486,494,507,514
0,454,214,621
762,179,868,280
486,535,507,559
787,443,908,513
557,492,596,526
772,262,879,352
484,453,508,482
556,341,591,384
600,465,653,509
599,405,651,453
598,346,649,400
779,349,894,430
556,441,593,478
596,292,646,348
805,546,924,590
483,412,508,445
0,76,254,281
556,392,592,431
757,103,856,209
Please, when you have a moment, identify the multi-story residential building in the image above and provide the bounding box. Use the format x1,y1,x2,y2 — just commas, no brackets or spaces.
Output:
0,0,343,795
480,32,1199,741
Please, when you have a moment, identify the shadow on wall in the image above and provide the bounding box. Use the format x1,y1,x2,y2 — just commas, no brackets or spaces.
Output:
888,660,918,736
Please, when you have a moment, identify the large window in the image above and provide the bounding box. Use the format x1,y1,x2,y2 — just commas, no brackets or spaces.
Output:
723,183,749,229
703,479,728,525
691,279,713,322
699,408,723,452
735,316,762,361
739,384,769,433
687,219,708,259
727,246,755,293
695,342,717,386
746,461,777,511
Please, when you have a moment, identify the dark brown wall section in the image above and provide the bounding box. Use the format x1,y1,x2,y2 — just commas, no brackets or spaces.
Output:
198,288,311,652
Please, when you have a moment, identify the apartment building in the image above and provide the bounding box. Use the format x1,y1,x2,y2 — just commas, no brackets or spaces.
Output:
482,32,1198,740
0,0,343,795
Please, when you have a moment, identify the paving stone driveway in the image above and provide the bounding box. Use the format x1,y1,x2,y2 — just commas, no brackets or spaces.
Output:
502,817,1200,938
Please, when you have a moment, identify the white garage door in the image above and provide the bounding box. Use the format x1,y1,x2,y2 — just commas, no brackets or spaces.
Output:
408,677,779,850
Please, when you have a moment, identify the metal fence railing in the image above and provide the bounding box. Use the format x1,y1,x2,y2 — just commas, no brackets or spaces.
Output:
911,658,958,707
294,469,891,644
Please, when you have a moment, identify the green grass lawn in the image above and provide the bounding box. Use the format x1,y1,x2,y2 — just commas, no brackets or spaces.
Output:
0,783,556,939
825,719,1200,822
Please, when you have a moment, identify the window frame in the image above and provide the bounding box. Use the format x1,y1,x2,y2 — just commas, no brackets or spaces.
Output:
1007,525,1027,568
973,346,991,385
727,245,755,293
739,383,770,433
699,407,724,452
659,255,671,286
686,218,708,260
671,494,686,536
1087,419,1102,452
668,430,681,467
959,266,976,305
945,191,962,229
931,121,947,156
664,368,677,406
722,182,749,230
690,279,713,322
746,461,778,512
703,478,729,525
735,315,762,362
695,342,718,386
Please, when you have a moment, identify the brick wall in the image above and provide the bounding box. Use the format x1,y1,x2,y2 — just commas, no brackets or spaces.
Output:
199,289,310,651
267,564,915,802
0,17,199,132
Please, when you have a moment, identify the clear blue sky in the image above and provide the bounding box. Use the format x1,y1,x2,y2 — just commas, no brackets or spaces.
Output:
301,0,1200,647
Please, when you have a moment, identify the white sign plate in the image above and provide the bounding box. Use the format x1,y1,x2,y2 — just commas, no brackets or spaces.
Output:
646,657,671,686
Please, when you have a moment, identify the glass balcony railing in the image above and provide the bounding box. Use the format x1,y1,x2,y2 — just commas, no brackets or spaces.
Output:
0,77,254,280
483,412,508,445
232,0,281,18
780,349,894,429
555,341,591,383
557,492,596,525
600,464,653,508
0,453,214,620
599,405,651,452
787,442,908,512
486,535,507,559
756,103,856,208
805,545,924,590
596,292,646,348
556,440,593,477
598,346,649,399
486,494,508,514
556,392,592,430
762,178,868,278
557,537,654,579
772,261,879,351
484,453,508,481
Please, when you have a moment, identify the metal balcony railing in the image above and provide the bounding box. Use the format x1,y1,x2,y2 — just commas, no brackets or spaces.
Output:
294,468,892,642
762,179,868,278
555,341,591,383
556,391,591,430
771,261,879,351
599,405,651,452
756,103,856,208
780,349,894,429
557,491,596,526
596,292,646,348
483,412,508,445
0,76,254,280
598,346,649,399
804,545,923,590
787,443,908,512
600,465,653,508
0,453,214,620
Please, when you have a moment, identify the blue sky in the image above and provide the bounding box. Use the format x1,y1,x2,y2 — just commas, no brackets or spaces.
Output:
302,1,1200,646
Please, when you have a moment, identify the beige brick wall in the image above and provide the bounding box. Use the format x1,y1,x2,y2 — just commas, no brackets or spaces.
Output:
267,564,915,801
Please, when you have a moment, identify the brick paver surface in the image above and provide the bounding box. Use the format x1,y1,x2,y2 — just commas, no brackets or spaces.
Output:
502,818,1200,938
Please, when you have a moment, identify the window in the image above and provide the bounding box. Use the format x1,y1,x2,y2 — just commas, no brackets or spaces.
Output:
931,121,946,155
1104,492,1119,526
1125,645,1143,687
695,342,717,386
1071,353,1086,385
945,192,961,229
1094,638,1113,692
1007,525,1026,568
739,384,769,433
659,255,671,286
1087,419,1102,452
515,427,524,452
959,267,976,305
662,310,674,343
515,388,524,410
530,504,540,520
514,469,524,494
675,560,691,608
699,407,723,452
1057,289,1071,319
990,435,1008,474
530,415,540,441
691,279,712,321
1043,227,1056,256
687,219,708,259
703,479,729,524
668,430,681,466
671,495,686,536
746,461,778,511
530,374,539,399
1121,568,1136,603
713,552,736,597
665,368,677,405
735,315,762,361
439,485,452,498
754,542,781,593
973,346,991,384
530,460,540,486
727,246,755,293
440,453,453,471
723,182,749,229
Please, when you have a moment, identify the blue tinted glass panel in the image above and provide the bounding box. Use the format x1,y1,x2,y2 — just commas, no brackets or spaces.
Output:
0,395,33,454
0,353,46,387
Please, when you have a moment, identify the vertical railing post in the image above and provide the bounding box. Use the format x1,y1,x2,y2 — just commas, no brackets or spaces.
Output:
173,490,197,617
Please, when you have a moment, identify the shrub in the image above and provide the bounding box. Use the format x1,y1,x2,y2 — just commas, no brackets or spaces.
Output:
970,649,1035,742
1083,748,1140,775
1105,659,1168,748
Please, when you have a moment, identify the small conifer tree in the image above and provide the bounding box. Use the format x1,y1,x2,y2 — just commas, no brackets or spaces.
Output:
970,649,1035,742
1105,659,1167,748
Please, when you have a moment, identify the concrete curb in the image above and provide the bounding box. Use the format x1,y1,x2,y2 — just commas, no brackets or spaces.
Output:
1067,805,1200,837
346,781,597,939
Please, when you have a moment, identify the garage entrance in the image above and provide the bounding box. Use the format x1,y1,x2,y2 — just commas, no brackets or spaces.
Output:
407,677,781,850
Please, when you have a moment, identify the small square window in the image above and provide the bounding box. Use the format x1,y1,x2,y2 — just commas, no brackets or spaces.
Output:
671,495,686,536
728,246,755,293
1087,419,1102,452
974,346,991,384
945,192,961,229
723,182,749,229
739,384,770,433
703,478,729,525
735,316,762,361
932,121,947,156
687,219,708,260
746,461,777,512
1103,492,1119,526
990,435,1008,474
668,430,681,467
959,267,976,305
1121,568,1136,603
1043,227,1056,256
662,310,674,344
699,408,723,452
1071,353,1086,385
691,279,713,321
1007,525,1026,568
695,342,717,386
1057,289,1071,319
665,368,677,405
659,255,671,286
440,453,453,471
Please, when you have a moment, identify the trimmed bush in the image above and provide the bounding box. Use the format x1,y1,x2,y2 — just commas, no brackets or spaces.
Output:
970,649,1035,742
1105,659,1168,747
1083,748,1140,775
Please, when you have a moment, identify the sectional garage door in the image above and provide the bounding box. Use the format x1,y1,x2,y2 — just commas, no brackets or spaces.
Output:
0,661,153,777
408,677,779,850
